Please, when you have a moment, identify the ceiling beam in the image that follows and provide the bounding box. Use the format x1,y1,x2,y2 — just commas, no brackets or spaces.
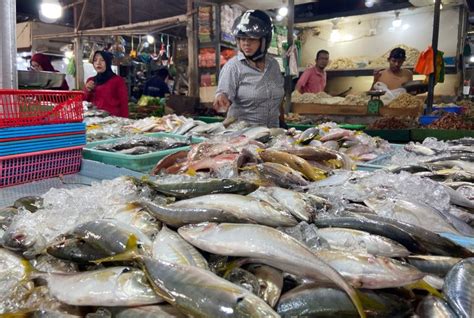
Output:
295,2,413,23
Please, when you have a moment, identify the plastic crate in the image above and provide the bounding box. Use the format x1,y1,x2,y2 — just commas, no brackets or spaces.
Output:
83,133,204,173
419,115,440,126
432,106,464,114
0,89,84,128
0,146,83,188
0,134,86,156
0,123,85,142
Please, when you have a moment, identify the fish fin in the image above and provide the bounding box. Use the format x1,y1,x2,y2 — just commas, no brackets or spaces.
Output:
345,288,366,318
92,234,140,264
405,280,444,298
0,310,32,318
311,168,328,180
125,201,143,211
186,168,197,176
357,290,385,312
325,159,342,169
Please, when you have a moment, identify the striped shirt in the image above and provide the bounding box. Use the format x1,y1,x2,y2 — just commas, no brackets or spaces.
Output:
216,52,284,128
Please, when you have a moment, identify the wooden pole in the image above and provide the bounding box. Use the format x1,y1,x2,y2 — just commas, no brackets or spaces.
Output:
187,0,199,97
33,14,188,40
73,4,84,89
284,0,295,114
101,0,106,28
426,0,441,113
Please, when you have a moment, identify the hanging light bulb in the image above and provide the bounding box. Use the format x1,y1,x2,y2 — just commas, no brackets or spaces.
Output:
278,7,288,17
392,12,402,28
39,0,63,22
365,0,375,8
146,35,155,44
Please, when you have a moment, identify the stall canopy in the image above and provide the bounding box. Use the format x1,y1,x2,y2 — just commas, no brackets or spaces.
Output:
17,0,188,37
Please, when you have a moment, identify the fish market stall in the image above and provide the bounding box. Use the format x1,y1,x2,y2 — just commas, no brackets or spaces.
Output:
1,132,474,316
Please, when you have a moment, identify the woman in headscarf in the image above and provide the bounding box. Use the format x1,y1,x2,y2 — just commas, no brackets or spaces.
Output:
30,53,69,90
83,50,129,117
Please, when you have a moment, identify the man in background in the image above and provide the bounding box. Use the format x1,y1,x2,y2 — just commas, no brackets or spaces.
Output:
372,47,413,90
295,49,330,94
144,68,171,97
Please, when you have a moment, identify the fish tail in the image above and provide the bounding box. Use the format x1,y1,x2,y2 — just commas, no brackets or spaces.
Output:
405,280,444,298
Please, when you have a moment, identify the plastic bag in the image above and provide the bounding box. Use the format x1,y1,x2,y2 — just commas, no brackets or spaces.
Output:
374,82,406,104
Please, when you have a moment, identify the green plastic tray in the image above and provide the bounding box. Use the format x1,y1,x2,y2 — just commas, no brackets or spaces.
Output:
410,129,474,142
287,123,315,131
194,116,225,123
339,124,366,130
363,129,411,143
83,133,204,173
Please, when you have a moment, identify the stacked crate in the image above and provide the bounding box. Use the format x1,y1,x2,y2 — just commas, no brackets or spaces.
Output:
0,90,85,187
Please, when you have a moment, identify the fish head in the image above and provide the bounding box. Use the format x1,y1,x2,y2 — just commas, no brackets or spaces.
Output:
2,225,37,252
233,293,277,317
46,236,108,263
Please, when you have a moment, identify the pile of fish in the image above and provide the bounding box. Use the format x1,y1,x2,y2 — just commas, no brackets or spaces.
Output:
94,136,193,155
85,116,135,142
1,150,474,317
366,137,474,184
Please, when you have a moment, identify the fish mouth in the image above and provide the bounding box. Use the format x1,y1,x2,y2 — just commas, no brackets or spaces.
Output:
2,232,35,251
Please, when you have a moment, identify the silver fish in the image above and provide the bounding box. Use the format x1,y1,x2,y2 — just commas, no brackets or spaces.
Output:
114,305,185,318
49,219,153,261
443,257,474,318
277,285,412,318
42,267,162,306
170,194,297,227
404,143,436,156
152,225,208,269
364,197,460,235
407,255,461,277
315,227,410,257
142,257,279,317
253,187,327,222
442,185,474,211
256,162,310,188
178,222,365,317
137,198,242,228
314,250,424,289
417,295,457,318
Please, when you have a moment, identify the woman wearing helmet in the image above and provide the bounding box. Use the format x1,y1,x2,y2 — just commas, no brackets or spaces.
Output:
213,10,285,128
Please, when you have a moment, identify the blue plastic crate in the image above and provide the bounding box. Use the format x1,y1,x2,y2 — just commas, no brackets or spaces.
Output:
432,106,463,114
0,123,86,140
0,134,86,156
419,115,440,126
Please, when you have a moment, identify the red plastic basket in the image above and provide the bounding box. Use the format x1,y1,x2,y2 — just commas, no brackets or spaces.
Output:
0,89,84,128
0,146,83,188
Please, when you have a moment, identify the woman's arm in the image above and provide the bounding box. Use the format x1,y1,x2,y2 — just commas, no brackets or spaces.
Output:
116,77,129,118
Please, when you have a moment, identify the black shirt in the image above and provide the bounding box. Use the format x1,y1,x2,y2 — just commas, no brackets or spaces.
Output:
143,77,170,97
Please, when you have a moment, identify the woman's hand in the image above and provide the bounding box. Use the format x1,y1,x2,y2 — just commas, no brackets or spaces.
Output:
213,93,231,113
85,80,96,92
